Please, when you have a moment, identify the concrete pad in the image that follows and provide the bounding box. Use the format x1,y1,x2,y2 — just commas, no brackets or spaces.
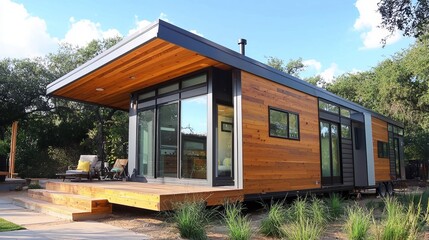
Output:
26,221,150,240
0,209,65,225
0,230,47,239
0,203,23,210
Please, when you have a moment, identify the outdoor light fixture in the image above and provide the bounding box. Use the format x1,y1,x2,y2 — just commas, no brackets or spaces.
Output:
129,76,136,80
95,88,104,92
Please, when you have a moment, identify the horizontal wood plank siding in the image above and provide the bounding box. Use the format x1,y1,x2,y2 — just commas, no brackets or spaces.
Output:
241,71,321,195
372,117,390,182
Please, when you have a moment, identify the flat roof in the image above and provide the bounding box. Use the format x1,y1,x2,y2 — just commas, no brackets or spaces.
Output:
47,20,403,127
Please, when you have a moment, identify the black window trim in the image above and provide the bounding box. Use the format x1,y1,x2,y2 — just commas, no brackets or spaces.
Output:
377,140,389,158
268,106,300,141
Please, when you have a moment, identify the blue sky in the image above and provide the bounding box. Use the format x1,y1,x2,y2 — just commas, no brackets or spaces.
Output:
0,0,414,82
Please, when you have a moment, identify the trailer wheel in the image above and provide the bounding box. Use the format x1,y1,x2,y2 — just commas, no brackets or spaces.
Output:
377,183,387,198
386,182,394,196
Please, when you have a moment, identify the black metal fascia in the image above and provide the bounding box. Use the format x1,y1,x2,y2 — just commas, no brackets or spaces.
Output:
46,20,162,96
156,20,403,127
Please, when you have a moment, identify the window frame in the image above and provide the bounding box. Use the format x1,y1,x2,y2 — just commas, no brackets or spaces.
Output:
377,141,389,158
268,106,300,140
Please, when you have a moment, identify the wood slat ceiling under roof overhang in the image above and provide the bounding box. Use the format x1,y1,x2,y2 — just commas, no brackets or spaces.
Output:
47,26,230,110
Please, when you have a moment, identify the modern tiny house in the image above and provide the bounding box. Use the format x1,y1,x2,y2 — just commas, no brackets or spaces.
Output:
47,20,405,200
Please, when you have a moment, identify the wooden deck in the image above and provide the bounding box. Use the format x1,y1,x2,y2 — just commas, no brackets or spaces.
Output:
45,181,243,211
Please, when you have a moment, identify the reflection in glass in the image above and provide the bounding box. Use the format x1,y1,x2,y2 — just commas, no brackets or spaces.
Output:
138,109,155,177
182,74,207,88
319,101,339,114
181,96,207,179
289,113,299,139
269,109,288,138
341,124,351,139
320,122,331,177
217,105,233,178
158,103,178,177
331,124,340,177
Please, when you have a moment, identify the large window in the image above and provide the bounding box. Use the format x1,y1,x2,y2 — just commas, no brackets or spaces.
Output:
269,107,299,140
181,95,207,179
138,109,155,177
137,73,208,180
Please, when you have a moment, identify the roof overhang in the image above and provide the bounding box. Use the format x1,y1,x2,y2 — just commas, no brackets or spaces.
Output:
47,20,403,127
47,20,230,110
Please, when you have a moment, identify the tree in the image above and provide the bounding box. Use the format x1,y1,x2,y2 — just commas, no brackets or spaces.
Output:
266,56,305,77
378,0,429,42
328,37,429,160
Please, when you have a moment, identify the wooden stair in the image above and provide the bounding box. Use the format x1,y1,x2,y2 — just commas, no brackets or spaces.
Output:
12,189,112,221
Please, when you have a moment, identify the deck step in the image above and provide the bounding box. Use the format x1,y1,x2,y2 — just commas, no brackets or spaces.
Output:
12,196,111,221
28,189,112,213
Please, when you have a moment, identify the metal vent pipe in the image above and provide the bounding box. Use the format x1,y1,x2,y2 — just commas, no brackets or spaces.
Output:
238,38,247,55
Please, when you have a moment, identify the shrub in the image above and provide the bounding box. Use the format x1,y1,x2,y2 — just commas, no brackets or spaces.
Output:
326,193,344,220
344,205,372,240
223,202,252,240
171,200,213,240
260,200,287,237
310,197,328,226
377,197,425,240
27,183,43,189
281,218,324,240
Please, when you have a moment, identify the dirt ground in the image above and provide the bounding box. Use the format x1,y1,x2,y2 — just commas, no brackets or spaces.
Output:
96,182,429,240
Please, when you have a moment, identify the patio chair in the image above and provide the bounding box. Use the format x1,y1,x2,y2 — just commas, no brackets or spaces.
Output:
107,159,128,180
57,155,100,181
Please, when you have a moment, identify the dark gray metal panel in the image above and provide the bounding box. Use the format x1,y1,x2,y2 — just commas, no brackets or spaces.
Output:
353,122,368,187
342,138,354,186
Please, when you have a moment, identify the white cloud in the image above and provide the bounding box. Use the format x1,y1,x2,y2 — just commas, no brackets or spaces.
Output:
159,12,169,22
189,29,204,37
127,16,151,36
303,59,322,72
354,0,401,49
320,63,341,83
0,0,58,58
62,18,122,47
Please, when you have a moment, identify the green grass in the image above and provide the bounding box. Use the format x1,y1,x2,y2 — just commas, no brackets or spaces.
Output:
344,205,372,240
223,202,252,240
326,193,344,220
376,197,425,240
27,183,43,189
0,218,25,232
281,218,324,240
260,200,287,237
170,200,214,240
279,197,327,240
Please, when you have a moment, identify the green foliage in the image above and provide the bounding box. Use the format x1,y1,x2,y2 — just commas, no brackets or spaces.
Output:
344,205,372,240
266,56,305,77
0,218,25,232
281,218,324,240
27,183,43,189
326,193,344,220
260,200,287,237
376,197,426,240
223,202,252,240
279,197,327,240
328,38,429,161
378,0,429,41
171,200,214,240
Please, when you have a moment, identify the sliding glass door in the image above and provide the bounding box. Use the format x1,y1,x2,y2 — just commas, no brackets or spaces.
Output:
138,109,155,177
320,120,342,185
158,103,178,178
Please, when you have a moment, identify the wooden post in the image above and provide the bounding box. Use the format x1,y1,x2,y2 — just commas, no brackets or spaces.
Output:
9,121,18,178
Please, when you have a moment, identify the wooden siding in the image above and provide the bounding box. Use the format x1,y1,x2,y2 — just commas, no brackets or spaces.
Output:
241,71,321,195
372,117,390,182
52,39,229,110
